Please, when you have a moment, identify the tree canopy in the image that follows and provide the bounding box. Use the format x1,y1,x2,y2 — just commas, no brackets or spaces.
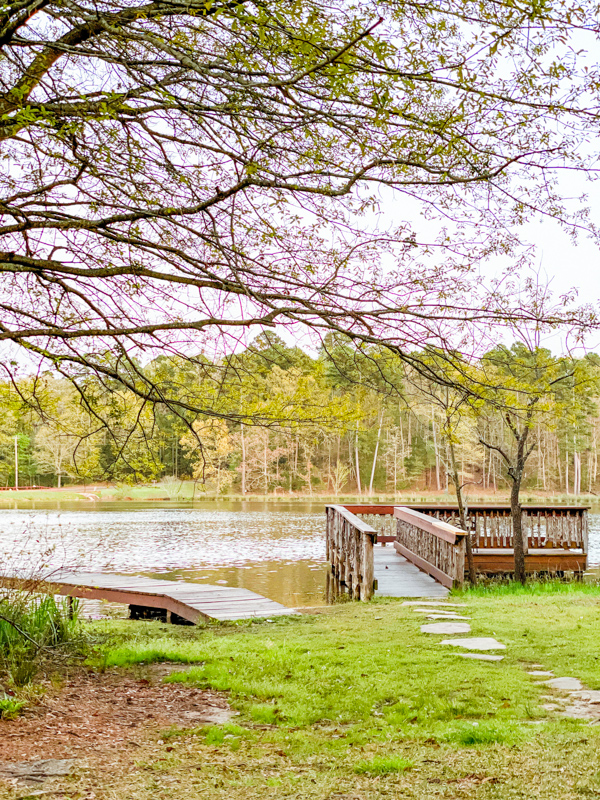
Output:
1,0,599,426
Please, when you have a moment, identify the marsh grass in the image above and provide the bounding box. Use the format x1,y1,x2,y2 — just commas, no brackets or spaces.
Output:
455,578,600,597
0,592,82,686
0,695,26,719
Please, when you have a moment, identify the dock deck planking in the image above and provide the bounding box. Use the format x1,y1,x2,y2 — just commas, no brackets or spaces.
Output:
373,545,450,599
0,571,299,623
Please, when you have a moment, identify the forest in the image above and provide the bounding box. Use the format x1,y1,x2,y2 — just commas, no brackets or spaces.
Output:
2,333,599,497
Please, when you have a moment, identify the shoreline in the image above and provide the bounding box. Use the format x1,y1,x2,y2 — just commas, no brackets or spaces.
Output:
0,487,597,508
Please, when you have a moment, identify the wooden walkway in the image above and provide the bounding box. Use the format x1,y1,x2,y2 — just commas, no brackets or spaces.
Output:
373,545,449,599
0,571,299,623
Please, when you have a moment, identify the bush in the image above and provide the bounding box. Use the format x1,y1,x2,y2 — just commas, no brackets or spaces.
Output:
0,696,26,719
0,592,82,686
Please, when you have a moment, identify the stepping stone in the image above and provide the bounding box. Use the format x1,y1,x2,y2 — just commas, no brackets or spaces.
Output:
544,677,583,692
457,653,504,662
402,601,466,607
571,690,600,704
528,670,554,677
0,759,76,786
421,622,471,634
440,637,506,650
412,608,466,615
426,614,471,620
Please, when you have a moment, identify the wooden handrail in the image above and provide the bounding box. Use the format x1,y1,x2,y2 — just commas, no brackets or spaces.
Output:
325,505,376,600
393,506,465,545
393,505,466,588
328,504,379,534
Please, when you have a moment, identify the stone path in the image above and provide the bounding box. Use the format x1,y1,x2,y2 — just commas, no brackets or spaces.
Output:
420,622,471,634
532,670,600,720
440,637,506,651
404,597,600,722
404,598,506,662
0,758,76,787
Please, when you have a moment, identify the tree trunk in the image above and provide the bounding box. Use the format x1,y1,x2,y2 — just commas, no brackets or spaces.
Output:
263,435,268,495
369,413,383,495
574,451,581,495
355,422,362,495
431,409,441,491
449,439,476,584
240,424,246,494
510,477,526,584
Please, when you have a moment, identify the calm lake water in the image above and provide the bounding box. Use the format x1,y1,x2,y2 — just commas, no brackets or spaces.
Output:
0,502,329,609
1,501,599,613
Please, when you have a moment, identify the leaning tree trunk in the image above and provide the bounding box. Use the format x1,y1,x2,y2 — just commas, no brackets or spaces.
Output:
510,478,526,584
448,440,476,584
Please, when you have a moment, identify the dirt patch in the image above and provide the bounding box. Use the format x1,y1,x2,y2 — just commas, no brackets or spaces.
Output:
0,665,234,765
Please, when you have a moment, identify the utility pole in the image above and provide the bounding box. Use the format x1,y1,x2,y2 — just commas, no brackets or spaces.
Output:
14,435,18,490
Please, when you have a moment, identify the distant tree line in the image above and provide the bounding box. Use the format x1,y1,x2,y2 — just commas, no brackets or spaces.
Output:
1,333,598,498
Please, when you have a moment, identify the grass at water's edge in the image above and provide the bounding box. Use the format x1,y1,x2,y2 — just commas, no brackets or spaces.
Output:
0,587,597,796
0,587,598,799
73,587,600,799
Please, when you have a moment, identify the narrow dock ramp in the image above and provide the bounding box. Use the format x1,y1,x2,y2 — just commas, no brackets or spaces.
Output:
373,546,449,598
0,571,298,623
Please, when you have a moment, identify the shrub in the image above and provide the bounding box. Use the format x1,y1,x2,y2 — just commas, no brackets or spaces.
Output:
0,592,82,686
0,695,26,719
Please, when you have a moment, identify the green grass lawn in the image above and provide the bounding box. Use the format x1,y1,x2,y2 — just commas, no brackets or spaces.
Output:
81,585,600,799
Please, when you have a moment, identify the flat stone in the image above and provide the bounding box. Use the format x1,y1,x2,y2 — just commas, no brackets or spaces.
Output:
412,608,467,615
421,622,471,634
457,653,504,662
542,702,563,711
402,601,466,607
571,690,600,704
426,614,471,620
561,699,600,720
544,677,584,692
0,759,76,786
440,637,506,650
528,670,554,677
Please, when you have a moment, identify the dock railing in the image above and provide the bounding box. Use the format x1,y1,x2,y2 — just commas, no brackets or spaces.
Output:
417,505,589,553
393,506,467,588
338,504,588,579
325,505,377,600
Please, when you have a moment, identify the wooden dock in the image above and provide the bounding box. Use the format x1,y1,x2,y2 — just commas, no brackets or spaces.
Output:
326,504,590,600
0,571,299,623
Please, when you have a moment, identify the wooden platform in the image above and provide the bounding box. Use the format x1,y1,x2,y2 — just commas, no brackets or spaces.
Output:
473,549,587,573
373,545,449,599
0,571,299,623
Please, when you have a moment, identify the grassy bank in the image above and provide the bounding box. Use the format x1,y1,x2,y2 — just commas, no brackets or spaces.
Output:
76,585,600,799
0,483,597,506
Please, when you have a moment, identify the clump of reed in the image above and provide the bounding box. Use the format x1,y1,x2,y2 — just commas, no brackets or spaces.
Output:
0,590,83,713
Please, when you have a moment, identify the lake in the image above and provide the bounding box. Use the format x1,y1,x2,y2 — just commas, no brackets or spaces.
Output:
0,501,599,613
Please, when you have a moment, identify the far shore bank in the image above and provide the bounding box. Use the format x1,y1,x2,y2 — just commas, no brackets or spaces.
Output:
0,483,597,506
